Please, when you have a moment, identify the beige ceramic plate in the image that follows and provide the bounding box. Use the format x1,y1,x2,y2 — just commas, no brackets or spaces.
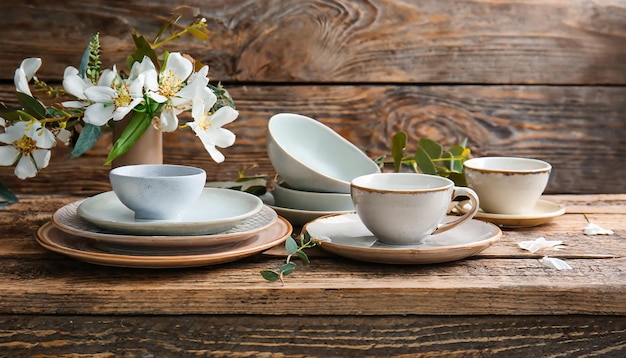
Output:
304,213,501,264
77,188,263,236
457,199,565,228
53,201,277,248
36,217,292,268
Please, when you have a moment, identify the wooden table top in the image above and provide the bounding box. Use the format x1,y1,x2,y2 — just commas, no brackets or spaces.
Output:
1,193,624,356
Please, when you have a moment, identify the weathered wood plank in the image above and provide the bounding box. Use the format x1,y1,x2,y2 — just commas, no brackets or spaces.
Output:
0,258,624,315
1,84,624,194
0,314,624,357
0,193,621,316
0,0,625,84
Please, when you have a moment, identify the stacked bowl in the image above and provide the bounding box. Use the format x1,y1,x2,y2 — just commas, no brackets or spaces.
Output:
266,113,381,226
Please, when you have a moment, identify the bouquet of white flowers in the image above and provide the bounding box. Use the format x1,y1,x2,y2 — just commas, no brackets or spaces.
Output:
0,12,238,203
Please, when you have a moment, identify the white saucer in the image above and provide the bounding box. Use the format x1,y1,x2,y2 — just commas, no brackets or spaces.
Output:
53,200,277,248
303,213,501,264
456,199,565,228
77,188,263,235
268,205,353,227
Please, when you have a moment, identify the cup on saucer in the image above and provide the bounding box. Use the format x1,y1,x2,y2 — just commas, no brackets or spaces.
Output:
463,157,551,215
350,173,479,245
109,164,206,221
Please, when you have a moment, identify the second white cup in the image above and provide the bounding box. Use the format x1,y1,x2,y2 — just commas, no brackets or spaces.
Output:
463,157,551,215
350,173,479,245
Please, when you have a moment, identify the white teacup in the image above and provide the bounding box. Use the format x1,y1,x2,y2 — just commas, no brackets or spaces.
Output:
109,164,206,220
350,173,479,245
463,157,551,215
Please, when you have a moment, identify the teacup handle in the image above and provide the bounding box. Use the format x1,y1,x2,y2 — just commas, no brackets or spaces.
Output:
433,187,480,235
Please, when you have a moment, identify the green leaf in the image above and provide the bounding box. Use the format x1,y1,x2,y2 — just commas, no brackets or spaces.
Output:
441,151,463,173
244,185,267,196
70,123,103,159
127,32,159,70
78,36,92,78
188,26,209,40
0,181,19,205
418,138,442,160
16,92,47,118
447,172,467,187
391,131,407,173
260,270,280,282
415,147,437,174
296,250,310,264
280,262,297,276
104,112,151,165
285,237,299,255
0,109,38,123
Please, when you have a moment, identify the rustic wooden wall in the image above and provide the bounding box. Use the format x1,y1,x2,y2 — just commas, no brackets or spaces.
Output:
0,0,625,194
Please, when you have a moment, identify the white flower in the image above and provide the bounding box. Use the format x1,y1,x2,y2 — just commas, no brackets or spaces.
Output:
518,237,565,253
0,119,55,179
539,256,573,270
129,56,157,82
62,66,94,107
144,53,195,132
54,128,72,145
583,223,614,235
14,58,42,97
81,66,146,126
189,104,238,163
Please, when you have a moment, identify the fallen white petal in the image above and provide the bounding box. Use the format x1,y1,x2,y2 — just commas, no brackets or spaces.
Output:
518,237,564,253
539,256,573,270
583,223,614,235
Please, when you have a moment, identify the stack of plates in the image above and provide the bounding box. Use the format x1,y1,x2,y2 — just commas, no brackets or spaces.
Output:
36,188,292,268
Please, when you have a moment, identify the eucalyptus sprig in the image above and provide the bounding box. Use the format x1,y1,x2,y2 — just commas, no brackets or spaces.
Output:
261,232,317,285
377,131,471,186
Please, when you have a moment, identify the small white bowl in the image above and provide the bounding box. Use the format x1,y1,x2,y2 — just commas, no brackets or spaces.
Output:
272,181,354,211
267,113,380,193
109,164,206,220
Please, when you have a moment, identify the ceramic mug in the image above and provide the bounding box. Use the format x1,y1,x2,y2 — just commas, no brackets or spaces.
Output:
463,157,551,215
350,173,479,245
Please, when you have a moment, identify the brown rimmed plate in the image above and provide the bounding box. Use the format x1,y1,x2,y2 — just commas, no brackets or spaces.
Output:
36,217,291,268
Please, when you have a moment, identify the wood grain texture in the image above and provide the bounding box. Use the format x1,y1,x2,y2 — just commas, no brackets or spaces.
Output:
0,0,625,84
0,194,624,356
0,195,624,317
0,314,624,357
1,84,624,194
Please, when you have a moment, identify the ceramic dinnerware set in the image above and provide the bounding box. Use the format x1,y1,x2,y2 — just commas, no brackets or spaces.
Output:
266,113,565,264
35,164,293,268
35,112,566,268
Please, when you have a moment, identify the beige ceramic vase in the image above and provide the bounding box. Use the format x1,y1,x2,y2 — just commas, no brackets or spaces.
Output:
111,115,163,168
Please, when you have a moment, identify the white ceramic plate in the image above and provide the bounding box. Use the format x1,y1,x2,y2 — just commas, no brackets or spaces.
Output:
304,213,501,264
36,217,292,268
53,200,277,248
77,188,263,236
456,199,565,228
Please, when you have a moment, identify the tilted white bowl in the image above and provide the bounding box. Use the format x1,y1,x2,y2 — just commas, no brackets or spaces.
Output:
267,113,380,193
